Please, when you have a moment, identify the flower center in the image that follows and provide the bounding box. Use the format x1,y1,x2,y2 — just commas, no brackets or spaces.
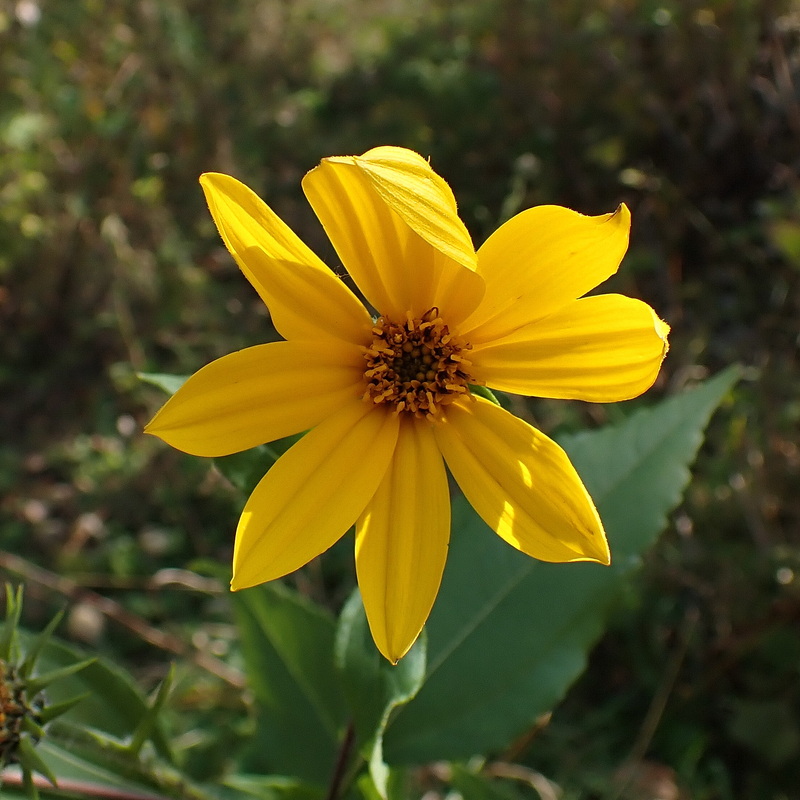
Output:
362,308,473,418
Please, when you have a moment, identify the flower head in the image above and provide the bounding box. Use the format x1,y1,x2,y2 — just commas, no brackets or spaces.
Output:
146,147,669,663
0,585,93,790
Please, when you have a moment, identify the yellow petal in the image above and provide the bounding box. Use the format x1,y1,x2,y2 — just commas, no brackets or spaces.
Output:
145,340,365,457
433,396,609,564
471,294,670,402
356,417,450,663
462,204,631,344
302,148,484,326
352,147,477,272
231,402,400,590
200,173,372,344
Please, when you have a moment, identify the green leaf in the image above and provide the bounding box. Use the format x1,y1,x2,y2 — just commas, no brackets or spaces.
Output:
137,372,189,395
126,665,175,758
137,370,303,496
0,638,182,797
231,583,347,785
383,368,740,763
3,733,318,800
214,446,281,495
27,635,172,758
3,607,180,798
17,739,57,788
20,609,65,679
24,658,95,696
468,384,501,406
1,735,207,800
221,774,325,800
35,694,89,725
0,583,24,660
355,768,410,800
21,765,38,800
334,591,425,798
214,433,303,495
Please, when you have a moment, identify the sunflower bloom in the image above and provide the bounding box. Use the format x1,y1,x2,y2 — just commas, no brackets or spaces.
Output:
146,146,669,663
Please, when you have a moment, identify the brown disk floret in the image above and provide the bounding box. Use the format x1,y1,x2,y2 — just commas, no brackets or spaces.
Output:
362,308,473,418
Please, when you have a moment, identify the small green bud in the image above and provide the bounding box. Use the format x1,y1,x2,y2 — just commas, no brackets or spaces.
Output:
0,585,92,796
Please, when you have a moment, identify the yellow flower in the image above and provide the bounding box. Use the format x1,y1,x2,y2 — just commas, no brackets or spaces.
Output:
146,146,669,663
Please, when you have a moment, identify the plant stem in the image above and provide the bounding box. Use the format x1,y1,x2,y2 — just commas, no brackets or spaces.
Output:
1,768,170,800
325,722,356,800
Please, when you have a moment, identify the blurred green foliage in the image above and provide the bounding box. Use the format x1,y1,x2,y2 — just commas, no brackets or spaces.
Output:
1,0,799,797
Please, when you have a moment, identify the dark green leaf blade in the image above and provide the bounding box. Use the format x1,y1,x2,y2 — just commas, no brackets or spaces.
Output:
28,635,171,757
232,583,347,785
214,433,304,495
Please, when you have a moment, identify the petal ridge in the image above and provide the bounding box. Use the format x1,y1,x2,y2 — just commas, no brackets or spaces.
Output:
471,294,670,401
356,417,450,663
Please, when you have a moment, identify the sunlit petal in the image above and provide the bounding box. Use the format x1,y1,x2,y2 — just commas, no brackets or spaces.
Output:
351,147,477,272
302,149,484,326
471,294,670,401
145,340,365,457
462,204,631,343
200,173,372,344
434,397,610,564
231,402,400,589
356,417,450,663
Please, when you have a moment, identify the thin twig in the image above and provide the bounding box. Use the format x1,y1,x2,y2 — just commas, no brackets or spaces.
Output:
1,768,171,800
484,762,562,800
49,569,223,594
325,722,356,800
0,552,245,689
429,761,561,800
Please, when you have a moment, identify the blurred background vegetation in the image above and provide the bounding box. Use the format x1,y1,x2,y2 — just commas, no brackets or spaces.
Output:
1,0,799,797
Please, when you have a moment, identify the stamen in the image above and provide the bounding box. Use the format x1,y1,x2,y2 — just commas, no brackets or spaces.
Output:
361,308,473,419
